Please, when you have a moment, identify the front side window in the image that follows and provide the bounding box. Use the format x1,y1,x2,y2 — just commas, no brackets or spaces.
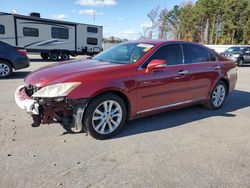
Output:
93,42,154,64
183,44,210,64
23,27,39,37
51,27,69,39
143,44,183,68
0,24,5,34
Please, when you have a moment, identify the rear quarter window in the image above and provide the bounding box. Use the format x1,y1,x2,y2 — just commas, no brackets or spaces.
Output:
209,51,217,61
183,44,210,64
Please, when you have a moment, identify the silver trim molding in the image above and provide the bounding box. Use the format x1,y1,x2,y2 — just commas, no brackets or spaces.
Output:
137,97,206,114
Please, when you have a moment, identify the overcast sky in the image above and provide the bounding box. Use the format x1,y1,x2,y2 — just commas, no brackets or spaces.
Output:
0,0,196,39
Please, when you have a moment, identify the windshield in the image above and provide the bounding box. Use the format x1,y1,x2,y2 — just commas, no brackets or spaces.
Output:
93,42,154,64
226,47,244,53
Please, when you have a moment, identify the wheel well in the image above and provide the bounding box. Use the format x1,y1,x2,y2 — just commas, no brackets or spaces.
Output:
92,91,131,120
220,78,229,95
0,58,14,68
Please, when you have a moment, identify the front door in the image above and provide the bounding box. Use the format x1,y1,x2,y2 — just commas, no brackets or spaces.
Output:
136,44,189,114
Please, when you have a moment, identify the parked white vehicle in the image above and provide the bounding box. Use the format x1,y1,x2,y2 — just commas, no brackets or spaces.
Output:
0,12,103,60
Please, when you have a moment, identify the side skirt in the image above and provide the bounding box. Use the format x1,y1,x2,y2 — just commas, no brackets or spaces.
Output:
137,97,207,115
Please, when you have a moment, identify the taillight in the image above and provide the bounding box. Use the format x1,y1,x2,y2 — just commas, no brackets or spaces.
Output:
17,49,27,55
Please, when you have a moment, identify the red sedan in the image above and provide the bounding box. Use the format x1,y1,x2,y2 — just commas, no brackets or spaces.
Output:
15,40,237,139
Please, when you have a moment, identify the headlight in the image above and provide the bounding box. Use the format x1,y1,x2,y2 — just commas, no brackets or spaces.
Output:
32,82,81,98
232,54,240,58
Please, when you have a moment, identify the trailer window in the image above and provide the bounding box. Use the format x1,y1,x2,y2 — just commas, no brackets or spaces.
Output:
0,25,5,34
51,27,69,39
87,27,98,33
23,27,39,37
87,38,98,45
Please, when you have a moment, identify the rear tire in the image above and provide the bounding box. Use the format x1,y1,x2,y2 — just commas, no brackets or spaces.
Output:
83,93,127,139
41,53,49,60
0,61,13,78
205,81,227,110
50,52,59,61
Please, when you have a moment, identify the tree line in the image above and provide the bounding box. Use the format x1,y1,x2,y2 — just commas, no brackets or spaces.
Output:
103,36,128,43
140,0,250,45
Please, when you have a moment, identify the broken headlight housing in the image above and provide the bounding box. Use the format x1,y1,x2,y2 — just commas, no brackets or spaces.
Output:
32,82,81,98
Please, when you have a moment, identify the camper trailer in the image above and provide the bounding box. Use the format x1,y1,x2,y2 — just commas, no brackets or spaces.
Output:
0,12,103,60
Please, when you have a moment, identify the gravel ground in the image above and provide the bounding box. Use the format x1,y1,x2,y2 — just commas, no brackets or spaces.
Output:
0,55,250,188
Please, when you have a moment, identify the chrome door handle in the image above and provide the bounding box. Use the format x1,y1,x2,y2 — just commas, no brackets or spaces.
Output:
178,70,189,75
214,65,221,70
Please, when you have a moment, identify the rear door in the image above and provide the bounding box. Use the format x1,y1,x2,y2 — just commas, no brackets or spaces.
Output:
182,43,220,101
136,43,189,114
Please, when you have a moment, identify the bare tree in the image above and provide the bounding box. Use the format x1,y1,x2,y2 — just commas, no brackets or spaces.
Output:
139,26,150,39
158,8,169,39
147,6,160,39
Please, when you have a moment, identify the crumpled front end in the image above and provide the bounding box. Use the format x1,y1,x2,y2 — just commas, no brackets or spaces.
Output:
15,85,39,115
15,84,88,132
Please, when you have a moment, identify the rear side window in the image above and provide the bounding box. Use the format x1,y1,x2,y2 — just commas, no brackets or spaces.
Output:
183,44,210,64
23,27,39,37
87,37,98,45
144,44,183,67
0,24,5,34
51,27,69,39
87,27,98,33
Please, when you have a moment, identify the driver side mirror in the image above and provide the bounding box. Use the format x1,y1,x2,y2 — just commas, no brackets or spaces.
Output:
146,59,167,73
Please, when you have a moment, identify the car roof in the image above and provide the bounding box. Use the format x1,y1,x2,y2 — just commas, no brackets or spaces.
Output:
228,46,250,48
128,40,204,46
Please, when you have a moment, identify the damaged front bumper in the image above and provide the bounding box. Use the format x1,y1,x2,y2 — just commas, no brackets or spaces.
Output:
15,85,88,132
15,85,39,115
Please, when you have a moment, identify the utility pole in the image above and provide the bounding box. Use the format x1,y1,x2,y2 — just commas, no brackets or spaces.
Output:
93,9,95,24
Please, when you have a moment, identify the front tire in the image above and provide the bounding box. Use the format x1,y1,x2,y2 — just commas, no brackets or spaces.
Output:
237,58,244,67
206,81,227,110
83,93,127,139
0,61,13,78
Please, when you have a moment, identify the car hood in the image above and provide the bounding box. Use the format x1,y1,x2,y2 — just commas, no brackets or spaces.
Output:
25,59,125,87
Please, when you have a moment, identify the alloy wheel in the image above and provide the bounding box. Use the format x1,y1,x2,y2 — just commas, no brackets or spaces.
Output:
0,63,10,77
212,84,226,107
92,100,122,135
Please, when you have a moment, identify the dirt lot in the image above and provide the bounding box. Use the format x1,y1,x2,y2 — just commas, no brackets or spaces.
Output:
0,54,250,188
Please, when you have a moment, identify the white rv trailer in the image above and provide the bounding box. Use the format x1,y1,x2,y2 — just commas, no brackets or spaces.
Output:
0,12,103,60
